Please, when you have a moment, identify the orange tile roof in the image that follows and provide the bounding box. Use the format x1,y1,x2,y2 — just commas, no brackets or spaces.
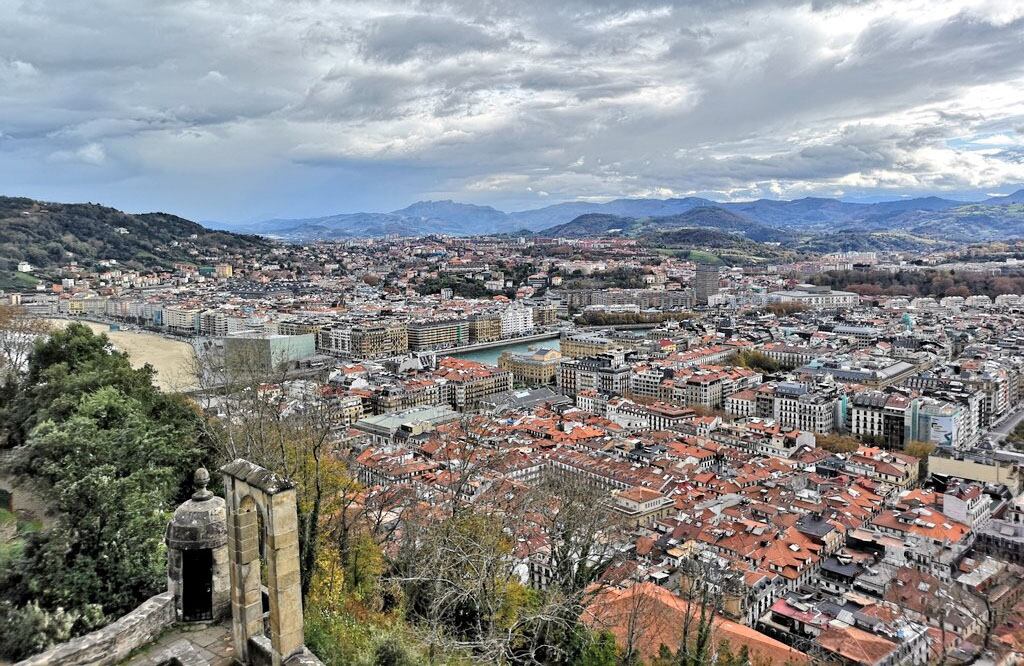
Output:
583,583,809,664
816,624,895,665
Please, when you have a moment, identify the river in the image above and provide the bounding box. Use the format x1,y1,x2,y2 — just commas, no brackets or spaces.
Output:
447,336,561,365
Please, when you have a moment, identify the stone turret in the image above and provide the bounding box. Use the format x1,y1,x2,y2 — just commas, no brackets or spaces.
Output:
166,468,230,622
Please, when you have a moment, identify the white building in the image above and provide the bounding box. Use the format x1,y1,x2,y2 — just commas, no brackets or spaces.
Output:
163,306,201,334
500,301,535,337
942,483,992,529
766,284,859,309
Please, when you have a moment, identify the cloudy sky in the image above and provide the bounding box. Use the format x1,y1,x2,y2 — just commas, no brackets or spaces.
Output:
2,0,1024,222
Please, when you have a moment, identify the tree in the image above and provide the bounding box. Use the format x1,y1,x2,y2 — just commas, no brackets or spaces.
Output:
0,601,103,662
904,440,935,479
674,559,727,666
0,324,207,661
763,302,808,316
816,433,860,454
6,388,203,613
729,350,780,374
615,570,663,665
509,474,629,664
571,628,619,666
379,466,629,665
0,305,51,383
3,322,179,449
190,341,337,601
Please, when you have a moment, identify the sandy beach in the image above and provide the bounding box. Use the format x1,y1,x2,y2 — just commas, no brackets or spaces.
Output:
46,319,197,392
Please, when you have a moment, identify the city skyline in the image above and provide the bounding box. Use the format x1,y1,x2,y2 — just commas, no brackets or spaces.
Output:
9,2,1024,664
2,0,1023,222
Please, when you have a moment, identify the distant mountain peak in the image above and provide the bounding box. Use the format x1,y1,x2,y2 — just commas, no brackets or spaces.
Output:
985,188,1024,204
393,199,506,214
230,189,1024,240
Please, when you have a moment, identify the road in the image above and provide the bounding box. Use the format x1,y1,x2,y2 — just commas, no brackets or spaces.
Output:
987,402,1024,442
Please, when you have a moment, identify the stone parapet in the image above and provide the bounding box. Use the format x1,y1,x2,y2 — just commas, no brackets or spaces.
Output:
15,592,176,666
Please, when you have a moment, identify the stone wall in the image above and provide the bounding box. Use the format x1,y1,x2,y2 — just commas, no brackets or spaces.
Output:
15,592,176,666
249,636,325,666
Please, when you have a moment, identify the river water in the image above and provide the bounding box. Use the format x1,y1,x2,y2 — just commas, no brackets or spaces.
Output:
447,336,561,365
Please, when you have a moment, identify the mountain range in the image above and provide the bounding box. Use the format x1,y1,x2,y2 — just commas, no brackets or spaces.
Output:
214,189,1024,242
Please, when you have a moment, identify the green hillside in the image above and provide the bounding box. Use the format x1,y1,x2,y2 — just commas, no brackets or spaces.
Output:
644,227,794,265
0,197,271,276
538,206,795,242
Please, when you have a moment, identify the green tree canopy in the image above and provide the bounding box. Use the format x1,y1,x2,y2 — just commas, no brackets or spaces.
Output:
0,324,207,661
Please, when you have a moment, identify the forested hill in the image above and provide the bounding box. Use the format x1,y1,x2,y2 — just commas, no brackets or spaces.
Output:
536,206,795,242
0,196,270,275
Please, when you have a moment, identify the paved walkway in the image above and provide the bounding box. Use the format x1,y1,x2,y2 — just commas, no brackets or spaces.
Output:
123,621,235,666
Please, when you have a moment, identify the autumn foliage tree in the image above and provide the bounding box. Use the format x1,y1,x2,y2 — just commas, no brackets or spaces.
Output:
816,433,861,454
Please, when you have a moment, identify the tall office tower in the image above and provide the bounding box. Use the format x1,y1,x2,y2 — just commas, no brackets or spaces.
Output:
694,263,720,305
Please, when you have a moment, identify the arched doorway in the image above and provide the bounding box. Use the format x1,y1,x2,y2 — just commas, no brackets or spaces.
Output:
220,460,305,665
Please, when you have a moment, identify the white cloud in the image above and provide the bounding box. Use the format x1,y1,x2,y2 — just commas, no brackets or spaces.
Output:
0,58,37,79
200,70,227,83
1,0,1023,219
49,142,107,166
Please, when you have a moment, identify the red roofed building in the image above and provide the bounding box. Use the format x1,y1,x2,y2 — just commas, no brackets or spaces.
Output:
434,357,513,411
582,583,809,665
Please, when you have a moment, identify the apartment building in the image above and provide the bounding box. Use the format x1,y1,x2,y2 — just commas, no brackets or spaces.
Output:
560,332,618,359
370,379,445,415
849,391,912,449
659,366,762,410
612,487,675,527
629,366,671,398
318,387,365,429
318,325,351,356
351,323,408,359
198,309,263,337
908,396,970,451
435,357,514,411
942,483,993,529
605,398,695,432
693,263,720,305
500,301,535,337
469,313,502,343
756,382,838,434
668,344,738,368
408,318,470,351
531,303,560,327
276,318,330,336
163,305,201,334
708,419,815,457
904,367,1008,430
557,350,632,397
760,342,833,368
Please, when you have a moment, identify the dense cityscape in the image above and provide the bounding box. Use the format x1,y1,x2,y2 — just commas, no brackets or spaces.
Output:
6,224,1024,664
4,0,1024,664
